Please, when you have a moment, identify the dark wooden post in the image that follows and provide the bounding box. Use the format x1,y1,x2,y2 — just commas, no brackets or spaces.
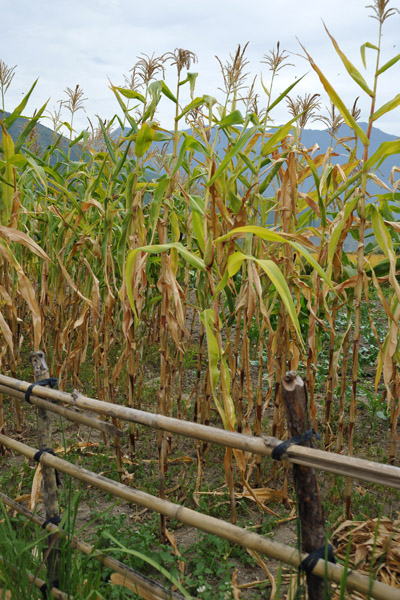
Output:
30,351,60,593
281,371,329,600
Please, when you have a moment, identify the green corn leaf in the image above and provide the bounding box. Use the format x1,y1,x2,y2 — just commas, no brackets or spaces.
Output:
219,110,245,128
289,241,335,291
227,251,246,277
260,75,270,97
369,205,400,303
248,112,260,125
217,225,288,245
25,155,48,192
176,96,206,122
116,213,132,275
161,81,177,103
192,211,205,252
179,72,198,98
200,309,229,428
149,177,169,240
268,74,307,113
377,53,400,75
207,126,259,186
238,152,257,175
189,195,205,250
259,157,287,194
172,134,210,175
217,226,334,290
113,87,145,103
370,94,400,122
97,116,116,162
324,24,374,97
112,139,133,181
14,100,48,154
0,122,15,225
300,44,369,146
169,211,180,242
370,205,393,258
224,243,305,345
261,118,297,157
254,257,304,347
135,122,155,157
327,194,360,270
189,194,205,215
364,140,400,171
3,79,38,129
110,86,139,133
360,42,378,69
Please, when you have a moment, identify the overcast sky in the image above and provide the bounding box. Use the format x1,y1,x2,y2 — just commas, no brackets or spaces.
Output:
2,0,400,136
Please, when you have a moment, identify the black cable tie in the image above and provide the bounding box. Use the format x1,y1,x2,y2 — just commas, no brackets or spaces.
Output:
271,428,321,461
25,378,58,404
42,515,62,529
33,448,62,487
39,582,48,598
300,543,336,573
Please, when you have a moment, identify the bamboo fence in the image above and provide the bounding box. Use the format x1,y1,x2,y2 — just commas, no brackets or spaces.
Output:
1,431,400,600
1,374,400,490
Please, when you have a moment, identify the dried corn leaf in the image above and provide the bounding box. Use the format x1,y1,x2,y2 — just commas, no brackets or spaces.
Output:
332,517,400,589
236,487,285,505
29,465,42,511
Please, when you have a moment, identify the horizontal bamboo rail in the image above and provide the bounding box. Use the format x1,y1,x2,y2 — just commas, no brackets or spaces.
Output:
0,491,186,600
1,374,400,490
0,434,399,600
0,382,121,438
0,555,68,600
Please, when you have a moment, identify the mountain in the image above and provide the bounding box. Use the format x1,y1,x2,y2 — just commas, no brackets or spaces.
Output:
3,110,398,182
0,111,79,160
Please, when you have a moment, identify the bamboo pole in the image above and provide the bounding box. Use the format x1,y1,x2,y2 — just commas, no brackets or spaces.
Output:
0,556,68,600
1,374,400,490
0,383,123,438
30,351,60,597
0,491,187,600
0,434,399,600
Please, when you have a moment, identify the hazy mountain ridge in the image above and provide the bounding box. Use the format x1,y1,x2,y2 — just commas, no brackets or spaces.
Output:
2,111,398,181
0,111,76,160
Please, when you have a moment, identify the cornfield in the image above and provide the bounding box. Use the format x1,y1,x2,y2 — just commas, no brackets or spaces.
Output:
1,0,400,534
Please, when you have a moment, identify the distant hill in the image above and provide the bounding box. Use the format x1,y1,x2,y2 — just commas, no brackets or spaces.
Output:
3,111,398,184
112,120,399,193
0,111,78,160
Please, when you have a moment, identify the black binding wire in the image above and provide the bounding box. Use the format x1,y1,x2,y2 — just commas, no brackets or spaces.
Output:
25,378,58,404
33,449,62,487
300,543,336,573
42,515,62,529
271,428,321,461
40,580,59,599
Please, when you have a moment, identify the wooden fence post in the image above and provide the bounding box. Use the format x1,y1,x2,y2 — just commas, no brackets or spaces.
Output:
281,370,329,600
30,351,61,593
